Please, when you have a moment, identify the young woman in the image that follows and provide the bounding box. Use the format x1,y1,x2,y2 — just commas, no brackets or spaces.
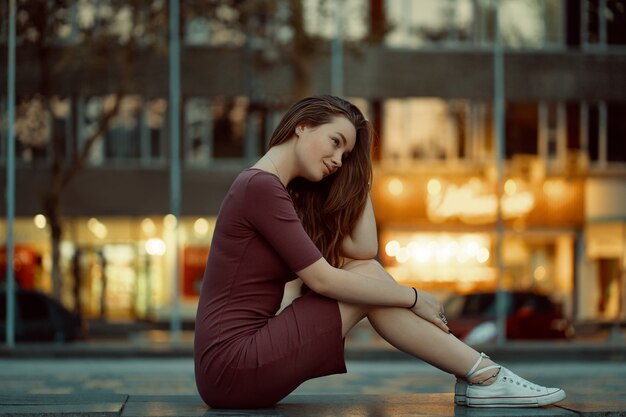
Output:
194,95,566,409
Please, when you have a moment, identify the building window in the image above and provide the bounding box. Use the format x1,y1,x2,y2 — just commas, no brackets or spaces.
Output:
212,97,248,159
566,102,581,151
383,98,458,163
586,102,601,162
383,0,564,49
81,95,165,166
1,95,120,167
580,101,626,166
104,96,143,161
382,98,494,165
185,98,213,166
144,98,167,163
583,0,626,48
385,0,474,47
12,96,64,165
303,0,369,42
0,1,7,43
607,102,626,162
498,0,564,48
506,102,539,158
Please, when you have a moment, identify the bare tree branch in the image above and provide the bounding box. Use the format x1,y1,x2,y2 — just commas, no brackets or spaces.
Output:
60,90,125,189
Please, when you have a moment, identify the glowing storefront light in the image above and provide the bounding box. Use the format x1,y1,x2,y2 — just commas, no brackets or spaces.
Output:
385,240,401,257
427,178,441,195
163,214,178,229
436,245,451,263
409,241,429,264
543,179,567,198
476,247,490,263
382,233,493,284
194,218,210,236
465,239,480,256
88,217,108,239
396,247,410,263
456,249,470,263
145,238,166,256
534,265,547,281
385,234,491,267
388,178,404,196
33,214,47,229
504,179,517,196
141,218,156,236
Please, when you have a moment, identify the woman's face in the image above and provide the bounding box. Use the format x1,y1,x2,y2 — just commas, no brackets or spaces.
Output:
295,116,356,182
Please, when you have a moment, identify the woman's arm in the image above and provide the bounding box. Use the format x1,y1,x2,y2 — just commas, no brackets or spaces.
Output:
341,194,378,259
299,257,411,307
297,257,449,333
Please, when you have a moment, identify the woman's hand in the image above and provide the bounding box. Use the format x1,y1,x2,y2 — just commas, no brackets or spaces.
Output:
410,289,450,333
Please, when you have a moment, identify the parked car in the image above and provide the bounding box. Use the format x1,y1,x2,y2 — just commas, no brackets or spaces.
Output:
444,291,573,344
0,288,84,342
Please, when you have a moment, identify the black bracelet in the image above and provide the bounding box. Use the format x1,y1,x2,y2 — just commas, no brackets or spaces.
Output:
409,287,418,309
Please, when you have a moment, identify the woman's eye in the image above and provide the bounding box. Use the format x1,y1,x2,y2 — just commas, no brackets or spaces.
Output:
332,138,340,146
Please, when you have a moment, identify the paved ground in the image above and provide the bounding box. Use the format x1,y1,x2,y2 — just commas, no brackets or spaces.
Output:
2,326,626,416
1,358,625,416
1,357,624,398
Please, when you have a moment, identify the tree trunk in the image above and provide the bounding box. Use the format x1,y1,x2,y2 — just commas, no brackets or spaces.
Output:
44,192,63,300
72,248,82,316
289,0,311,99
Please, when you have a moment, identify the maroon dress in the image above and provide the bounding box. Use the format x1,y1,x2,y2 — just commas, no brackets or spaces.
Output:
194,169,347,409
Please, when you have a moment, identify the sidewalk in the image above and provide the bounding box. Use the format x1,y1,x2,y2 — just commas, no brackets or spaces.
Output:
2,334,626,362
2,393,626,416
2,332,626,416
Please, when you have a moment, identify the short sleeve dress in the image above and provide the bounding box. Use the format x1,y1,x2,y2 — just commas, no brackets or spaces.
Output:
194,169,347,409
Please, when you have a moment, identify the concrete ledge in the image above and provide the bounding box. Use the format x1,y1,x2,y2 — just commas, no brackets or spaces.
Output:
1,341,626,362
1,394,625,417
0,394,127,417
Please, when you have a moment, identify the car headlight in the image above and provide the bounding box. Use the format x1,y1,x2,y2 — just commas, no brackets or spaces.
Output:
464,321,497,345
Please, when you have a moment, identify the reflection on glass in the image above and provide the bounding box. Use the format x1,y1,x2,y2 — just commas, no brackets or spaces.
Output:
186,98,212,165
212,97,248,158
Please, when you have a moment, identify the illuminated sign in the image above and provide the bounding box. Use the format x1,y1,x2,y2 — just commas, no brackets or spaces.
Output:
426,178,535,224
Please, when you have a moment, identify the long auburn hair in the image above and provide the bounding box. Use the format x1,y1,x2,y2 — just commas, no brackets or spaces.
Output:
267,95,373,267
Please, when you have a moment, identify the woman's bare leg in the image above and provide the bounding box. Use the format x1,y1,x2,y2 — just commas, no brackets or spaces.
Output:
338,259,494,380
337,261,567,407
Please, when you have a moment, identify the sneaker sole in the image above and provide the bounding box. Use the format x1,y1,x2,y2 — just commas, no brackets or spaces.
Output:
467,389,566,408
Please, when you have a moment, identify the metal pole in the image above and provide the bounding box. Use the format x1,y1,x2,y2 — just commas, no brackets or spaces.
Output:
168,0,182,341
598,0,607,47
5,0,17,348
493,1,507,346
331,0,344,96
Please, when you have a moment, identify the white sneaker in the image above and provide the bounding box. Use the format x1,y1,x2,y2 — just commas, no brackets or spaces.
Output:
454,379,468,405
466,366,566,408
454,352,490,406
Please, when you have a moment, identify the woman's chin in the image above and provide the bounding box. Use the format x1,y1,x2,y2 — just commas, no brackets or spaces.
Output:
307,171,326,182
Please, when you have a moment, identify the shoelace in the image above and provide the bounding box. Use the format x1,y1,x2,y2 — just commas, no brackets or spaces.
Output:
474,369,500,385
500,371,543,392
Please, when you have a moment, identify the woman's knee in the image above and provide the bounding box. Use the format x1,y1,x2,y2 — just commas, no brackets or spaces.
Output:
342,258,396,283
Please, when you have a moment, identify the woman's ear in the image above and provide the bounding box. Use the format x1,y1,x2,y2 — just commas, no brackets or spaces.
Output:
295,126,303,137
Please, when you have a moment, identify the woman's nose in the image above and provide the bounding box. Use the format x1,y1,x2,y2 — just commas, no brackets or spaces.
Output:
332,152,342,168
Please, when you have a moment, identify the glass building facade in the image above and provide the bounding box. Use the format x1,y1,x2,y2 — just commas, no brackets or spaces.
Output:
1,0,625,330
